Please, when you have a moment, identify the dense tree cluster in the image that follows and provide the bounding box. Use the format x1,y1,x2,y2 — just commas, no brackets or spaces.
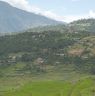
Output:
0,23,95,75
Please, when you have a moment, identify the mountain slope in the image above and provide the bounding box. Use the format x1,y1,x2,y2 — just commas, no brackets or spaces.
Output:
0,27,94,76
0,1,60,33
69,19,95,32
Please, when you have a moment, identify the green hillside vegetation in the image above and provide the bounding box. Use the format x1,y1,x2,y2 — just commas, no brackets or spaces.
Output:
69,18,95,32
0,29,93,76
0,19,95,96
26,24,68,33
0,77,95,96
68,36,95,74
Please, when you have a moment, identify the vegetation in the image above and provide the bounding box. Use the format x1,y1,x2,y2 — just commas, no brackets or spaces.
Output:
0,76,95,96
0,19,95,96
0,29,94,75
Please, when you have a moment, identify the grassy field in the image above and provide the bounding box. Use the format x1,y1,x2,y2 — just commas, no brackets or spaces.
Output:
0,64,95,96
0,75,95,96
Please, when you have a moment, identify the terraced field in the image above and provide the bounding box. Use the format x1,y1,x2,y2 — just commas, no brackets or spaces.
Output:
0,76,95,96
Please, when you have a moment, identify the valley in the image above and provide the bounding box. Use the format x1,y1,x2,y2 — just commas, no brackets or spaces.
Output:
0,1,95,96
0,19,95,96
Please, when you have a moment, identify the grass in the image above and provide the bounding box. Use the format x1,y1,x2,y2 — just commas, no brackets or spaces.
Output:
0,76,95,96
71,78,95,96
0,64,95,96
6,81,72,96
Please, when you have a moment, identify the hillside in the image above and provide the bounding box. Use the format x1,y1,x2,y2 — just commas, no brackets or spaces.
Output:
0,27,94,76
0,1,60,33
69,19,95,33
0,28,95,96
26,18,95,34
0,19,95,96
0,0,95,95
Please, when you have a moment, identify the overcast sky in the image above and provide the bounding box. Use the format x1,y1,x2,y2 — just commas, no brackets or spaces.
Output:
1,0,95,22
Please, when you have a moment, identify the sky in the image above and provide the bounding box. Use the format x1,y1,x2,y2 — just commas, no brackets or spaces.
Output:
1,0,95,22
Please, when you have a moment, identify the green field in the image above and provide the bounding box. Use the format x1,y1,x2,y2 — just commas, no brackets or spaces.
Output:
0,64,95,96
0,76,95,96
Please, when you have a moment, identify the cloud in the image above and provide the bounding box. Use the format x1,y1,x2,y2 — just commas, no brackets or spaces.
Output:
1,0,65,21
63,15,89,23
41,11,64,21
43,10,95,23
89,10,95,18
1,0,95,23
64,10,95,23
1,0,36,12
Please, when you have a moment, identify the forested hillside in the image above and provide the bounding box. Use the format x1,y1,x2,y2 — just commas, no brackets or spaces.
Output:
0,24,95,76
1,0,95,95
69,19,95,32
0,19,95,96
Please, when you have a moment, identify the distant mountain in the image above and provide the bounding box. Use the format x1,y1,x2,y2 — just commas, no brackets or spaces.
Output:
0,1,61,33
25,18,95,34
69,19,95,33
